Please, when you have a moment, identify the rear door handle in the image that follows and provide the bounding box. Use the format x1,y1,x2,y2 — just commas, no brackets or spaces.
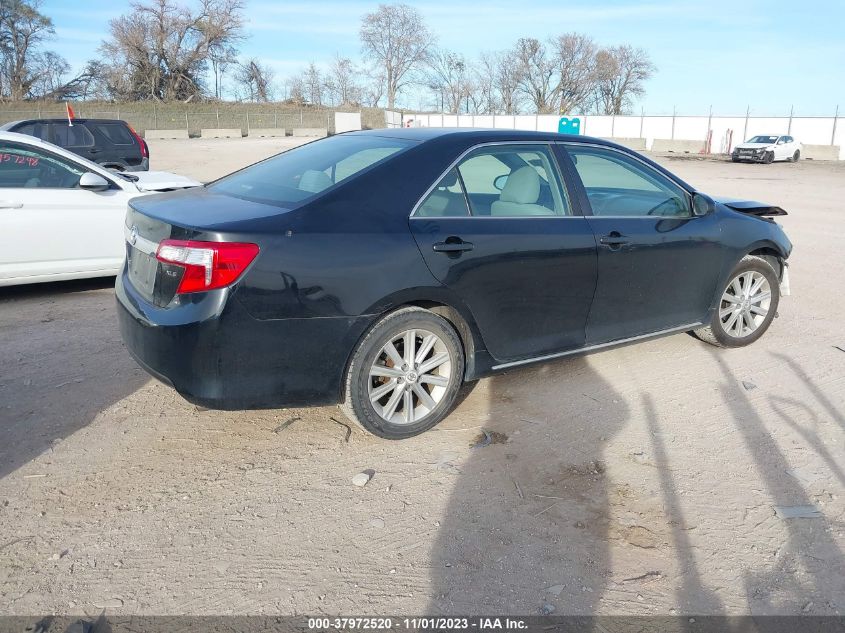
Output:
599,232,629,247
0,201,23,209
433,240,474,253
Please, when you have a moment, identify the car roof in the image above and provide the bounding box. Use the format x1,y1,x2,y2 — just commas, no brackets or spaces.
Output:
345,126,614,145
1,118,129,126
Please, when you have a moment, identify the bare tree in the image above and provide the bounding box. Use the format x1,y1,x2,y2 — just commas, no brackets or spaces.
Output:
491,51,522,115
468,53,498,115
550,32,597,114
209,43,238,99
301,62,324,106
426,49,470,113
325,55,361,107
359,3,433,109
99,0,244,100
235,58,274,101
594,45,654,115
0,0,67,99
361,66,385,108
511,38,558,113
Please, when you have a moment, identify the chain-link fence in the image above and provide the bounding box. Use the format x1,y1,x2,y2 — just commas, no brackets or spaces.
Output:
0,102,386,136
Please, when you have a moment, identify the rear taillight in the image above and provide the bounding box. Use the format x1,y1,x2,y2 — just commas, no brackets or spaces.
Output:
156,239,259,294
129,125,148,158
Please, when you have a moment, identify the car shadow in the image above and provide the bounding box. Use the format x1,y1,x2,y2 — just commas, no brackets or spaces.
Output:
425,354,630,614
0,277,148,480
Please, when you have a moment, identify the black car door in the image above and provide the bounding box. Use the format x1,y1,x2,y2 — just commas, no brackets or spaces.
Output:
561,143,724,345
409,142,597,363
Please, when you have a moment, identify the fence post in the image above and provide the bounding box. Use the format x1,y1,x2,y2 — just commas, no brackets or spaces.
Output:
671,106,676,140
788,105,793,135
246,111,250,135
327,111,330,132
706,105,713,154
743,105,750,142
153,102,157,129
534,114,538,131
185,110,189,133
117,106,121,120
274,110,277,129
611,114,615,137
639,108,644,139
832,105,839,146
216,107,220,128
300,110,303,125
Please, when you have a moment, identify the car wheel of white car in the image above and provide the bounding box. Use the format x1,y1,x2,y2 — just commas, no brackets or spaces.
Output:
764,151,774,164
790,150,800,162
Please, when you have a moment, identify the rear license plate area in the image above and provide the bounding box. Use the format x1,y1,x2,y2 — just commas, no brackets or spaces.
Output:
127,245,158,296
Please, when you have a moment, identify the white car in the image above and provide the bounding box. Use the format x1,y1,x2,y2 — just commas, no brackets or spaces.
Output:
731,134,802,164
0,131,200,287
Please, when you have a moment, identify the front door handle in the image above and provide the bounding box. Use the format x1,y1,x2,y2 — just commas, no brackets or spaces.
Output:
599,232,629,248
433,239,474,253
0,200,23,209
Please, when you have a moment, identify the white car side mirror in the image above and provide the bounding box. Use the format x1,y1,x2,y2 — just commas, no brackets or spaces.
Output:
79,172,110,191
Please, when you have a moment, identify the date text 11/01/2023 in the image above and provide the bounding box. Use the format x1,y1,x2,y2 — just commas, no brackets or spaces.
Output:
307,618,529,630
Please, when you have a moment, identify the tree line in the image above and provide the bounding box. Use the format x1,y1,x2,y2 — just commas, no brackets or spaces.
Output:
0,0,654,115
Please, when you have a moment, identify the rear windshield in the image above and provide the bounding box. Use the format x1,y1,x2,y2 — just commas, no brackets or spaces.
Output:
209,135,415,207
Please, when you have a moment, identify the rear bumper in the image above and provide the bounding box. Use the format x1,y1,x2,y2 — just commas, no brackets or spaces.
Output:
125,158,150,172
116,268,372,410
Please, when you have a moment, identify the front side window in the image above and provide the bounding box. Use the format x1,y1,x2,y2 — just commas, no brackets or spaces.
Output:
210,135,414,207
0,143,86,189
51,123,95,148
566,145,690,218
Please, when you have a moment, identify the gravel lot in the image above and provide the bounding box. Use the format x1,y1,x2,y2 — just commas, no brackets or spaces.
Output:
1,138,844,617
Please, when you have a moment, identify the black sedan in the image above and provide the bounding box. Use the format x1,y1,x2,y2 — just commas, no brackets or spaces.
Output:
117,129,792,439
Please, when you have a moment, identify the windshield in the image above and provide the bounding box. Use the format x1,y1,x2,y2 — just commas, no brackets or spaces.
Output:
748,135,778,144
210,135,415,207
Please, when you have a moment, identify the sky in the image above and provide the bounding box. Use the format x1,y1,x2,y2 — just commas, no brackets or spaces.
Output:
42,0,845,116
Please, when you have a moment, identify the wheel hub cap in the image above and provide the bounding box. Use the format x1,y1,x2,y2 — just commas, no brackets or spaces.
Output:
719,270,772,338
367,328,452,425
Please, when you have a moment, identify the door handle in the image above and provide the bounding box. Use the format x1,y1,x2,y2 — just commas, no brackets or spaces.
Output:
433,239,474,253
0,201,23,209
599,232,629,248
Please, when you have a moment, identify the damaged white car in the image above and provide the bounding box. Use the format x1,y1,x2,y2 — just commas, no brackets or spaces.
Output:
0,131,201,287
731,135,802,164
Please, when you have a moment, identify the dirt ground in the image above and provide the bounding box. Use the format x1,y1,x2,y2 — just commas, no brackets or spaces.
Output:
1,138,844,617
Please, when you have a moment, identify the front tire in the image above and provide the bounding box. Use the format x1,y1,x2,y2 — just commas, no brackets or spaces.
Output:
341,307,465,439
763,151,774,164
693,255,780,348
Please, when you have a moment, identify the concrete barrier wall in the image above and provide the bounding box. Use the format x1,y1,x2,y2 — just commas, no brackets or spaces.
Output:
248,128,287,138
201,128,242,139
402,112,845,159
802,144,841,160
603,137,647,151
292,128,328,137
145,129,189,140
651,139,705,154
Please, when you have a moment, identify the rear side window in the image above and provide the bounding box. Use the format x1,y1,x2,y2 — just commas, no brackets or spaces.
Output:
13,122,49,141
52,123,95,148
96,123,135,145
210,135,415,207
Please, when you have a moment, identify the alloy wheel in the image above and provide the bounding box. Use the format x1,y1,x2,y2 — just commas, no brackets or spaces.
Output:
719,271,772,338
368,329,452,425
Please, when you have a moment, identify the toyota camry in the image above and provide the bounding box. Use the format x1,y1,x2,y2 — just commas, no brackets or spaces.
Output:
116,129,792,439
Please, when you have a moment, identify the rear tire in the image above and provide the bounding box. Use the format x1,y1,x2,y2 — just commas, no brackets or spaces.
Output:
693,255,780,348
790,150,800,162
341,307,465,439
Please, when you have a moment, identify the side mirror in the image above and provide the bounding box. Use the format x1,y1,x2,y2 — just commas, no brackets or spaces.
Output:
493,174,508,191
692,192,715,217
79,172,110,191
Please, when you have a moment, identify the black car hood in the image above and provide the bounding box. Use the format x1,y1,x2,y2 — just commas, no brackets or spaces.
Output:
714,197,788,217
